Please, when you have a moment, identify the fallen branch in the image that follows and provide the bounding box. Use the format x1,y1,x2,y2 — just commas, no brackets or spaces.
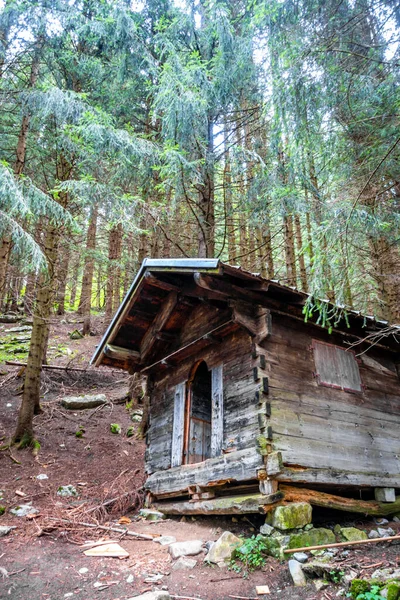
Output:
284,534,400,554
228,596,258,600
5,361,89,372
45,518,158,540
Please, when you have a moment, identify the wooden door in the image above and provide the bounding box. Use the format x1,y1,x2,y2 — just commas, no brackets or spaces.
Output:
185,361,212,464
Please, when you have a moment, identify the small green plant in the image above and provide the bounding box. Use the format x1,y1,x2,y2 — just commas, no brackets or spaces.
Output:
75,425,85,438
0,505,6,516
125,399,133,411
110,423,121,434
230,535,269,576
329,569,345,584
356,586,385,600
126,426,134,437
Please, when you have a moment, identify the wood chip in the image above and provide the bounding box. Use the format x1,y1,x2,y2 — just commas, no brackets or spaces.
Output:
83,543,129,558
118,516,131,524
256,586,270,595
15,490,26,497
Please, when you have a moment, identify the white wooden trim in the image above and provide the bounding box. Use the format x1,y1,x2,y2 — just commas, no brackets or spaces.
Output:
171,382,186,467
211,364,224,457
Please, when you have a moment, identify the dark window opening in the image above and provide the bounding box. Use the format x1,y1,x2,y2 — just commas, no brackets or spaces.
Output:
185,361,212,464
312,340,362,393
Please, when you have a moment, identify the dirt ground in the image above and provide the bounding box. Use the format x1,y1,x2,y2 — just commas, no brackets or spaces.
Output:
1,315,399,600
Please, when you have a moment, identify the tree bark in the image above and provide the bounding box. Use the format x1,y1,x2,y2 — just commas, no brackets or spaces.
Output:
295,214,308,292
77,204,98,334
55,243,70,316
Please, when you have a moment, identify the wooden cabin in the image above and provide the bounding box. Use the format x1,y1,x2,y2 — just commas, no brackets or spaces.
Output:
91,259,400,515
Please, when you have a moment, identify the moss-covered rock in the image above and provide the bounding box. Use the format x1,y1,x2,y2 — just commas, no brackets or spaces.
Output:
288,527,335,549
350,579,370,599
270,502,312,531
341,527,368,542
386,582,400,600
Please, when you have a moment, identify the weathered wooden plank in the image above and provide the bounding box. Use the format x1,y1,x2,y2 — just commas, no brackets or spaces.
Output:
153,492,280,515
281,485,400,515
277,466,400,488
171,382,186,468
146,447,263,495
140,292,178,361
211,364,224,457
103,344,140,362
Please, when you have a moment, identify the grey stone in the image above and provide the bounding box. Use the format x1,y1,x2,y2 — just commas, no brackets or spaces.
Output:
57,485,78,497
204,540,214,551
288,560,307,587
169,540,204,559
7,326,32,333
204,531,241,564
139,509,166,521
36,474,48,480
172,557,197,570
127,593,171,600
368,529,380,539
377,527,395,538
0,526,16,537
393,516,400,524
153,535,176,546
144,573,164,583
61,394,107,410
374,517,389,525
260,523,274,536
293,552,308,564
371,567,400,581
10,503,39,517
304,524,314,531
374,488,396,503
341,527,368,542
271,502,312,530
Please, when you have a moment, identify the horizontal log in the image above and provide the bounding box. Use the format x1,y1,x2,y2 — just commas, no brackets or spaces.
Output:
153,492,283,515
280,484,400,516
284,535,400,554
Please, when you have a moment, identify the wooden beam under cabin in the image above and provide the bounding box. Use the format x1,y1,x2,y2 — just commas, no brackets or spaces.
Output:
140,291,178,362
152,492,282,515
280,484,400,517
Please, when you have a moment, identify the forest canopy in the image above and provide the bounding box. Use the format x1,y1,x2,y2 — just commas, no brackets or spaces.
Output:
1,0,399,333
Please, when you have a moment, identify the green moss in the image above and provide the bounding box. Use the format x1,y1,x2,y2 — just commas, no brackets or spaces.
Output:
271,502,312,530
350,579,370,599
386,582,400,600
341,527,368,542
0,505,6,515
288,527,335,549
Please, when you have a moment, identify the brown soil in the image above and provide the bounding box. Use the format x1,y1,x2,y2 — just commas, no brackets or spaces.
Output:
0,315,399,600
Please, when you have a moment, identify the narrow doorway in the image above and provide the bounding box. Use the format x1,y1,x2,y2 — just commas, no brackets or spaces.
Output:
184,361,212,464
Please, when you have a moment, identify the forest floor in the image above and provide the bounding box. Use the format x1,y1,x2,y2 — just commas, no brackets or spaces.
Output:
0,315,399,600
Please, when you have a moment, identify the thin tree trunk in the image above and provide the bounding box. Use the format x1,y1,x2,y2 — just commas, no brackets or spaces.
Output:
294,214,308,292
68,252,80,309
105,224,123,319
197,118,215,258
55,244,70,316
77,204,98,334
284,214,297,287
112,223,123,314
223,119,236,262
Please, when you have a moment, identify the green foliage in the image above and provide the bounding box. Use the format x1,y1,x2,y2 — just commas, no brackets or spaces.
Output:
126,426,134,437
110,423,121,434
230,535,270,575
75,426,85,438
356,586,385,600
0,505,6,516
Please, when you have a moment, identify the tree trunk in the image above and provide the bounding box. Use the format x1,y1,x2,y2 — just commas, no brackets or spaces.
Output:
284,213,297,287
55,244,70,316
105,223,123,319
14,224,59,443
223,119,236,262
77,204,98,334
197,118,215,258
68,252,80,309
294,214,308,292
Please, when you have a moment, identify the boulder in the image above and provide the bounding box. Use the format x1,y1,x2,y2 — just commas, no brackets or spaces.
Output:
368,530,380,539
371,568,400,582
270,502,312,530
288,559,307,586
139,509,165,521
204,531,241,564
341,527,368,542
377,527,395,538
169,540,204,559
288,527,335,549
61,394,107,410
172,557,197,570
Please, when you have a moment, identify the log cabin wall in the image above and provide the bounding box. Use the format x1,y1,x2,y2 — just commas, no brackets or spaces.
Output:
262,313,400,488
144,327,264,495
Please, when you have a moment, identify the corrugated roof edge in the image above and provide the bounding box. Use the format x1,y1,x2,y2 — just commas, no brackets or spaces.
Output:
90,258,222,366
